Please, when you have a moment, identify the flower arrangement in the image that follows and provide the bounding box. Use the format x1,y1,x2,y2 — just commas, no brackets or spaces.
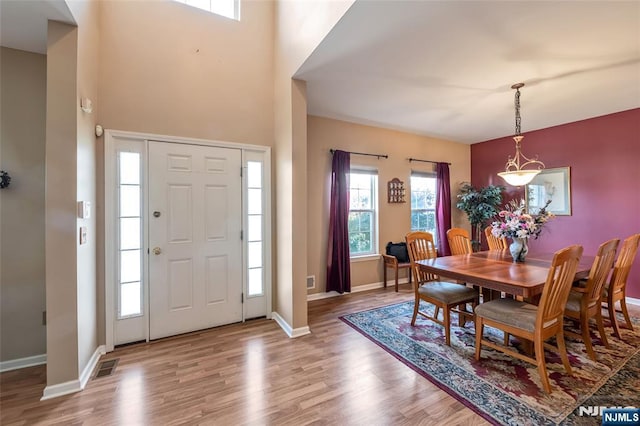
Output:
491,199,554,240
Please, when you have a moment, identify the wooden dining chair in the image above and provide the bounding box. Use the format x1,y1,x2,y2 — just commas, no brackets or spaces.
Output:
564,238,619,361
406,231,479,346
602,233,640,338
485,225,507,250
474,244,583,393
382,254,412,292
447,228,473,255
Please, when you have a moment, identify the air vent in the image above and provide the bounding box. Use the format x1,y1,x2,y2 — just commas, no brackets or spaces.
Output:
94,358,119,379
306,275,315,289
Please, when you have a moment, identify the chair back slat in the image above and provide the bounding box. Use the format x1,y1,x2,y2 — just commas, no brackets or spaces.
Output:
485,226,507,250
608,233,640,296
584,238,619,304
538,245,583,329
447,228,473,255
406,231,438,283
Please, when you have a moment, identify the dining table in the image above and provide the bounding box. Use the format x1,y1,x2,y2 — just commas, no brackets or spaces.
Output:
416,249,593,299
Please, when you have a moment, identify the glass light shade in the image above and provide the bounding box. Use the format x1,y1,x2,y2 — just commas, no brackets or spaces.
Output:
497,169,541,186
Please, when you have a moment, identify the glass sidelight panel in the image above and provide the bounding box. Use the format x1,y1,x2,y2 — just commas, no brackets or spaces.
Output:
247,161,263,296
118,152,142,318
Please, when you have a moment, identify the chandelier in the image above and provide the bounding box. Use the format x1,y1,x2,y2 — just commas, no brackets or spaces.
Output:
497,83,545,186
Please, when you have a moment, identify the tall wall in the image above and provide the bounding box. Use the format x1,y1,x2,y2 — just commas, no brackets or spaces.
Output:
471,108,640,298
45,20,79,387
273,0,355,331
0,47,47,363
307,116,470,294
68,0,101,380
98,0,274,146
97,0,275,340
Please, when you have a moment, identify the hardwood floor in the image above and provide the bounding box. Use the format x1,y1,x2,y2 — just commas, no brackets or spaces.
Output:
2,286,638,425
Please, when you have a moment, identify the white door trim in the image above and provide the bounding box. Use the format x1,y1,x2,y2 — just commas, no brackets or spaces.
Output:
104,129,272,352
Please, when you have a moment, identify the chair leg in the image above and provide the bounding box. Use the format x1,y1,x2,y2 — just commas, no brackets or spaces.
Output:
556,331,573,375
503,332,510,346
620,298,634,331
595,312,610,349
394,268,399,292
383,266,388,288
609,299,623,338
411,299,419,326
534,339,552,394
444,306,451,346
580,313,596,361
434,306,440,319
474,319,483,360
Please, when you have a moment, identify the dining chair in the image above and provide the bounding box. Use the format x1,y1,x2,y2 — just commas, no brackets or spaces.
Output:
602,233,640,338
382,254,412,292
405,231,479,346
564,238,619,361
485,225,507,250
474,244,583,394
447,228,473,255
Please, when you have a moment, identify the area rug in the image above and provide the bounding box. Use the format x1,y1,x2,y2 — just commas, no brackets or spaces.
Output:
340,301,640,425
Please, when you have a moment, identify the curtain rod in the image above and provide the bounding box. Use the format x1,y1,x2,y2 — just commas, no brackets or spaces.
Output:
330,149,388,160
408,158,451,165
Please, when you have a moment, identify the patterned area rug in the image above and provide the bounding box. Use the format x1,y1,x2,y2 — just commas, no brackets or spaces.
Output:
340,301,640,425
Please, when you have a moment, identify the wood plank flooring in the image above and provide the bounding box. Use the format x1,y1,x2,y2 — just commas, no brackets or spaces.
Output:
1,286,638,425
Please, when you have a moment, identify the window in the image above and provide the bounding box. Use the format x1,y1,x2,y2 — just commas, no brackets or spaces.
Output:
118,152,143,318
410,173,438,244
173,0,240,20
246,160,264,296
348,170,378,257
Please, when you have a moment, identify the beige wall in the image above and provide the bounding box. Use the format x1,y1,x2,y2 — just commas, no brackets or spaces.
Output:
45,20,80,385
273,0,354,330
306,116,470,294
98,0,274,146
97,0,274,337
0,47,47,362
68,0,100,378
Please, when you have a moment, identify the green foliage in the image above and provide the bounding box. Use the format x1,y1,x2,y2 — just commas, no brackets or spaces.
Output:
456,182,505,250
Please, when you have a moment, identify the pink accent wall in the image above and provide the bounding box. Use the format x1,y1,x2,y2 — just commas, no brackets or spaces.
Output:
471,108,640,298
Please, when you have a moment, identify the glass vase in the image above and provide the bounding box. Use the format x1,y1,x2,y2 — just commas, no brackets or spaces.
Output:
509,237,529,262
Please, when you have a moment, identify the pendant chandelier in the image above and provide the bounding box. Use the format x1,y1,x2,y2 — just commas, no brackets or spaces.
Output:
497,83,545,186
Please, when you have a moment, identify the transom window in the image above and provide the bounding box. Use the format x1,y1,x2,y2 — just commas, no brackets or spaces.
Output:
410,173,438,244
173,0,240,20
348,170,378,257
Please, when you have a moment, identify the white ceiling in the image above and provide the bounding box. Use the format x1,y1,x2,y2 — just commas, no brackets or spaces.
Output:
296,1,640,144
0,0,75,54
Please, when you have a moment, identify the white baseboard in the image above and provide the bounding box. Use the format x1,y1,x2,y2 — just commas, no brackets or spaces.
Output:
626,297,640,307
307,278,410,301
271,311,311,338
41,344,106,401
0,354,47,373
41,379,81,400
79,345,106,389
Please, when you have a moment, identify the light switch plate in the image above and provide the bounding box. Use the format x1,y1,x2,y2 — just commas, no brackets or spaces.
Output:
77,201,91,219
79,226,88,245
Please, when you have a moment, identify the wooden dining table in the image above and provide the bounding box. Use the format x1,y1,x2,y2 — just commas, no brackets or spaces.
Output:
416,250,593,299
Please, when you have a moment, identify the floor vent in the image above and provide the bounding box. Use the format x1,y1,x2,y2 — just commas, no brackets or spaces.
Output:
94,358,119,379
306,275,316,289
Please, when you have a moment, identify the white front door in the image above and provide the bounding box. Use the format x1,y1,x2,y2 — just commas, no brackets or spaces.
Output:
148,141,242,340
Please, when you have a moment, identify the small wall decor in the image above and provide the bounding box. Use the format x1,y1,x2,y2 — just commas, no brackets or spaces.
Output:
387,178,406,203
0,170,11,189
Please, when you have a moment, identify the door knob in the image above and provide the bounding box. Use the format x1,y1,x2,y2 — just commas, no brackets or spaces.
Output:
152,247,162,255
153,211,161,218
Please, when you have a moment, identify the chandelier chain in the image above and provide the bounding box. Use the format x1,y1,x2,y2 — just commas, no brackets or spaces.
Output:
514,87,521,136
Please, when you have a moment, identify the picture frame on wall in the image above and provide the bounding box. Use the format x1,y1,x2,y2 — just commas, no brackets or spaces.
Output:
525,167,571,216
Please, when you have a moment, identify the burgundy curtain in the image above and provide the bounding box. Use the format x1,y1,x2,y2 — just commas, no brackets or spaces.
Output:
326,150,351,293
435,162,452,256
